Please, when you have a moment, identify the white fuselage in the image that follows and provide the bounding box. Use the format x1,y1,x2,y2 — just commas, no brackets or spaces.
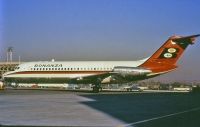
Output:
4,60,145,79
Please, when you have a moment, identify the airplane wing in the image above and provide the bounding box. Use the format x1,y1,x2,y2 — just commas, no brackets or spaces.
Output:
69,72,112,84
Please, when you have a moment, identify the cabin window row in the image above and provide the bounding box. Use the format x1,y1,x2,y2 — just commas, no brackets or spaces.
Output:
30,67,113,71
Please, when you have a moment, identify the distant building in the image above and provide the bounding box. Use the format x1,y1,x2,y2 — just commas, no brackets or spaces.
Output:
0,62,20,79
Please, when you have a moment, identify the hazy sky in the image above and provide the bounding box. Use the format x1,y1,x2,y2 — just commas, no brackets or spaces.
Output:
1,0,200,81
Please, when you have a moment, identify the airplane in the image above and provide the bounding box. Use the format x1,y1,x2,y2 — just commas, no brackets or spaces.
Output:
2,34,200,92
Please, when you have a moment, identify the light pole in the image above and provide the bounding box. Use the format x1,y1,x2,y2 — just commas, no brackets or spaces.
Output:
7,47,13,64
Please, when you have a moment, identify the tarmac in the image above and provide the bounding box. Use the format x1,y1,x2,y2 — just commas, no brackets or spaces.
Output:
0,89,200,127
0,90,125,126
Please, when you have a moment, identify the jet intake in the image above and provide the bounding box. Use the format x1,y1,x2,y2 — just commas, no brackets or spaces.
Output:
113,66,152,76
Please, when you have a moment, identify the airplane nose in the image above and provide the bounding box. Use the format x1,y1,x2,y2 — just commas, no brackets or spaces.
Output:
2,73,6,80
2,72,10,79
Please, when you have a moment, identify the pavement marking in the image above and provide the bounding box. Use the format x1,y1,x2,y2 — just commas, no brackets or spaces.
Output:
123,107,200,127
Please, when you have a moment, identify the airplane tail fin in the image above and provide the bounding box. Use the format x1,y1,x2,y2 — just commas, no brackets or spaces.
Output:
139,34,200,73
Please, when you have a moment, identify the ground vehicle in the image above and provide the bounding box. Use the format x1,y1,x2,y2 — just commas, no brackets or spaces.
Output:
123,85,143,92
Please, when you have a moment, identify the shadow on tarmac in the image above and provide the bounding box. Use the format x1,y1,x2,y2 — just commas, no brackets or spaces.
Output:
80,92,200,127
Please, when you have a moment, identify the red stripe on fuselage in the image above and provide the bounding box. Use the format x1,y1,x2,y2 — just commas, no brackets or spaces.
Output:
7,71,110,75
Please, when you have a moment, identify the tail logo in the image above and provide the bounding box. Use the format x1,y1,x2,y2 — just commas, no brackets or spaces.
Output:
164,53,173,58
168,48,177,53
159,48,179,59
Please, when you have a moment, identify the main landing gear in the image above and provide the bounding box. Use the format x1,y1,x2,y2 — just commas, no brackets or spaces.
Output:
92,84,102,93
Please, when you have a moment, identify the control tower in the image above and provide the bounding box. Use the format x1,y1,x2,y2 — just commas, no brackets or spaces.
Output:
0,47,21,79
